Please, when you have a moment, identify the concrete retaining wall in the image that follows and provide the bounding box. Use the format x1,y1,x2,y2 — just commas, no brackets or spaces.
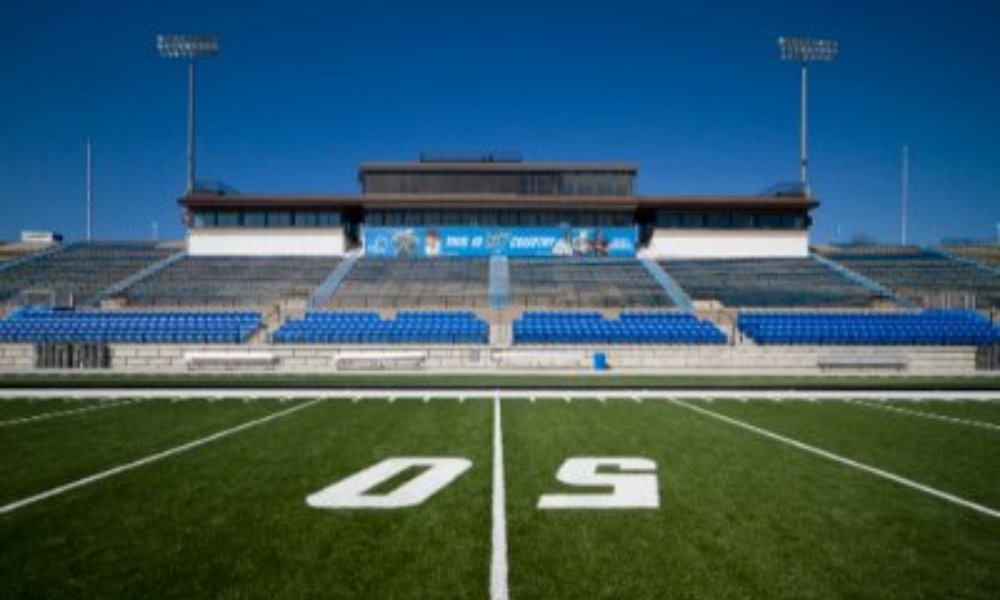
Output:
0,344,33,369
0,343,981,375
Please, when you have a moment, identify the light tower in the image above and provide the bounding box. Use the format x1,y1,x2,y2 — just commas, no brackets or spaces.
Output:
156,34,219,195
778,36,838,196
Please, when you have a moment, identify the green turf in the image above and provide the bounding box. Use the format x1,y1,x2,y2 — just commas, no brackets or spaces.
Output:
884,399,1000,426
505,400,1000,599
1,397,998,598
696,398,1000,508
0,400,492,599
0,399,287,505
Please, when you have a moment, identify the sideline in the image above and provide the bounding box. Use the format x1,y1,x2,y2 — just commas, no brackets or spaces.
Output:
848,399,1000,432
0,399,322,516
0,399,142,428
668,398,1000,520
1,388,998,401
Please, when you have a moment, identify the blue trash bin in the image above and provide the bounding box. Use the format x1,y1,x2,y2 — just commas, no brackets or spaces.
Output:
593,352,608,371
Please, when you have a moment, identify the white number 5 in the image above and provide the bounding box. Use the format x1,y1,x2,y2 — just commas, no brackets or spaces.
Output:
537,457,659,509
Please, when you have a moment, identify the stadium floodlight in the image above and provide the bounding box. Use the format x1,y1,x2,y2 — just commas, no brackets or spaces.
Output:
156,34,219,195
778,36,839,195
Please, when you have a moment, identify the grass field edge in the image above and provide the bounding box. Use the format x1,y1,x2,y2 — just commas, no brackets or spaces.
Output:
0,372,998,391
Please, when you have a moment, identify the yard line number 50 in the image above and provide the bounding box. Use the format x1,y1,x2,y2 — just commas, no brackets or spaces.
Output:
307,456,659,510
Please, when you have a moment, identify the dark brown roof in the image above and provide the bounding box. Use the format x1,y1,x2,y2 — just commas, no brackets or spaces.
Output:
359,161,638,174
180,193,816,211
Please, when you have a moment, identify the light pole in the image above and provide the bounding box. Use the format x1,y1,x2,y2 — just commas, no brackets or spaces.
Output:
85,138,93,241
778,36,838,196
901,145,909,245
156,34,219,195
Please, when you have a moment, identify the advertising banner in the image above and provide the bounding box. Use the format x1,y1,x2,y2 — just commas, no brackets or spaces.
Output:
364,226,636,258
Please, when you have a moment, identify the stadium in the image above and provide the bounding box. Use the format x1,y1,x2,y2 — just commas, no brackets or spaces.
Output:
2,5,1000,599
1,153,998,373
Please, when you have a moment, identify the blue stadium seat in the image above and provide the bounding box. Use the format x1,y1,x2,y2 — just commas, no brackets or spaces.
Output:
272,311,489,345
737,309,1000,346
512,311,726,345
0,308,260,344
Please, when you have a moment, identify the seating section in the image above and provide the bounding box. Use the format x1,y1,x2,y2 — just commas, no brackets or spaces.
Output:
738,310,1000,345
326,259,488,309
509,259,672,309
0,242,175,305
0,243,47,264
0,309,260,343
125,256,337,307
942,245,1000,268
273,311,488,344
513,311,726,344
658,258,879,307
820,246,1000,308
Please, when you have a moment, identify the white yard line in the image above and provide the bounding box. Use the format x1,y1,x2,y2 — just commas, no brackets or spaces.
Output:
0,399,142,428
667,398,1000,520
849,400,1000,432
490,390,510,600
2,388,998,402
0,399,322,516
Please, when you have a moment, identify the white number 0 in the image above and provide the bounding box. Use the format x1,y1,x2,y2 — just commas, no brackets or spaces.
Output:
306,457,472,509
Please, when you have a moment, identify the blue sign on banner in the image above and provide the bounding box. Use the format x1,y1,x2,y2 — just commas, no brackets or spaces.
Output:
364,227,637,258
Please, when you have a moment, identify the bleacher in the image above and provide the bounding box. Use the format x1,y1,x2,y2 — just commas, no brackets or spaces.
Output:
738,310,1000,346
509,259,672,309
0,242,175,305
820,246,1000,308
658,258,880,307
0,308,260,344
0,243,47,265
325,258,488,309
124,256,337,307
941,245,1000,268
513,311,726,344
273,311,488,344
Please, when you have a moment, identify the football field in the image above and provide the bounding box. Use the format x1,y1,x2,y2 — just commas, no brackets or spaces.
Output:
1,390,999,599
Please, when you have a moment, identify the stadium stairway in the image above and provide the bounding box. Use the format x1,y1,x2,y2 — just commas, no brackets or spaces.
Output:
810,253,906,306
639,258,694,310
249,308,286,344
488,256,510,310
89,251,187,307
309,249,360,309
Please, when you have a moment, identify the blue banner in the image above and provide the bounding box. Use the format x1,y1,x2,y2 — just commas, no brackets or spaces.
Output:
364,226,637,258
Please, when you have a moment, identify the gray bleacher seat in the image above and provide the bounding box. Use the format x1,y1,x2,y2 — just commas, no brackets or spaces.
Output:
509,258,673,309
326,258,489,309
820,246,1000,309
124,256,338,307
0,242,174,305
941,245,1000,268
659,258,879,308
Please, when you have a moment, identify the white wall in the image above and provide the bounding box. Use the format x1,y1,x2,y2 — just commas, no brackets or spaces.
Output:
639,229,809,259
188,229,345,256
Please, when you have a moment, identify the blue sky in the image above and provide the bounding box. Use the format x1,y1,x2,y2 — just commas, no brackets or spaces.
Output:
1,0,998,244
